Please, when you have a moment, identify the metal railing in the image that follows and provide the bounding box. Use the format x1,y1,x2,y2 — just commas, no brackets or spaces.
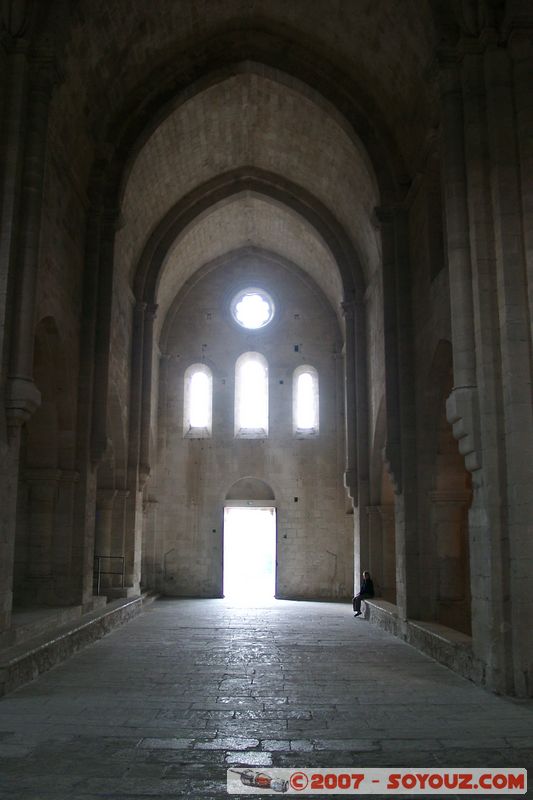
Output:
93,555,125,595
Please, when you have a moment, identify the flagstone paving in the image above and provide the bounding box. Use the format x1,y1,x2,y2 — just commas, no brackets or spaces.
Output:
0,597,531,798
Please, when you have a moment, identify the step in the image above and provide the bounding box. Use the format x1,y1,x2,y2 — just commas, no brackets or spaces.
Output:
10,605,83,646
0,594,153,697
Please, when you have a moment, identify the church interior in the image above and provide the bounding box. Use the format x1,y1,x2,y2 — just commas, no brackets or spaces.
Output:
0,1,532,795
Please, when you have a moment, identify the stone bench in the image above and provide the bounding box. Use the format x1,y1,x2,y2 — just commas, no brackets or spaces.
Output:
0,593,156,696
363,598,483,685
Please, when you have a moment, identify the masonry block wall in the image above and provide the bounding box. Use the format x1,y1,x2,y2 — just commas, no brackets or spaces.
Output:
150,258,353,599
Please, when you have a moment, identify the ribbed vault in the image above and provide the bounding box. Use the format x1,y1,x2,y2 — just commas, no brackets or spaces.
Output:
154,192,343,337
116,70,381,294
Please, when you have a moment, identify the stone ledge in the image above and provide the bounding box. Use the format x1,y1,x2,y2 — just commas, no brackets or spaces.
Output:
363,598,401,635
0,594,156,697
364,599,484,686
406,620,483,684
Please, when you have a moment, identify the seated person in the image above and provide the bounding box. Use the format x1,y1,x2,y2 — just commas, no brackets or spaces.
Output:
353,571,374,617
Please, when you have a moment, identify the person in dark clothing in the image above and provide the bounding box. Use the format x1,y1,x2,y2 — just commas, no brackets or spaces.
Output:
353,571,374,616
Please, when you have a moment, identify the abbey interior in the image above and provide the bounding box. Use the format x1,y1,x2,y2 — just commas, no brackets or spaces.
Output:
0,1,532,796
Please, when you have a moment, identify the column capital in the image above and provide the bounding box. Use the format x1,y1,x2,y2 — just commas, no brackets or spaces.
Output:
507,26,533,59
5,377,41,427
373,205,396,226
101,206,123,231
343,468,357,505
0,31,29,54
1,0,33,45
28,53,63,94
446,386,481,472
145,303,158,320
96,488,118,508
341,299,354,319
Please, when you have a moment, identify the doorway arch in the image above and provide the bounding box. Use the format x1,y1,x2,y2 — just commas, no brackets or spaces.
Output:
223,478,277,600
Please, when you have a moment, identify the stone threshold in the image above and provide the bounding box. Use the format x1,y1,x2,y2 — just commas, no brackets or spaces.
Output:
363,599,484,686
0,592,157,697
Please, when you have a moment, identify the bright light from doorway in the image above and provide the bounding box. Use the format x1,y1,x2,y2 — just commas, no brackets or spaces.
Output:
223,507,276,599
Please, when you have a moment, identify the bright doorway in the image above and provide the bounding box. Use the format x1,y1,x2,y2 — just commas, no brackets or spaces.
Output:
223,506,276,599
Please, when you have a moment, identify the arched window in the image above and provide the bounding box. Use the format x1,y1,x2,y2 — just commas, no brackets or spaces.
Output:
293,365,319,435
183,364,212,437
235,352,268,437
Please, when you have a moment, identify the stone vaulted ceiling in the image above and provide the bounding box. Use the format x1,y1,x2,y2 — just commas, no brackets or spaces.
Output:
46,0,439,332
115,69,381,318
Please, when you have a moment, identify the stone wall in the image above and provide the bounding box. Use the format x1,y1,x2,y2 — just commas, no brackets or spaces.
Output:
149,257,353,599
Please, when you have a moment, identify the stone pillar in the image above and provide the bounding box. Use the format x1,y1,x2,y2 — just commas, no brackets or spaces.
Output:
0,37,28,380
437,55,477,391
458,41,511,693
509,27,533,356
91,207,120,462
25,469,60,601
378,505,396,604
0,18,33,636
7,58,56,403
124,301,146,593
484,33,533,697
54,470,79,603
139,304,157,482
94,488,117,592
437,54,481,478
142,496,158,590
376,208,419,621
341,298,357,504
94,488,117,558
429,490,471,634
366,506,383,596
354,298,370,595
72,197,102,609
508,24,533,691
103,487,130,596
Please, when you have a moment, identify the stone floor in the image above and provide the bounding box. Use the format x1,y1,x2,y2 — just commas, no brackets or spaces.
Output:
0,597,531,799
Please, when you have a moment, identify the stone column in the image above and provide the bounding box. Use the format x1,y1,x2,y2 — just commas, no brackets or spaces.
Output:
354,298,370,593
72,197,102,609
94,488,117,592
0,36,28,380
376,207,419,621
429,490,471,634
508,27,533,356
509,26,533,350
0,18,32,636
7,58,56,412
437,54,482,479
139,304,157,483
378,505,396,604
458,40,511,693
142,496,158,590
94,489,117,558
124,301,146,592
25,469,60,602
366,506,383,596
109,487,129,594
341,298,357,504
54,469,79,603
91,207,120,462
484,32,533,697
508,24,533,691
437,55,477,391
376,210,401,489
